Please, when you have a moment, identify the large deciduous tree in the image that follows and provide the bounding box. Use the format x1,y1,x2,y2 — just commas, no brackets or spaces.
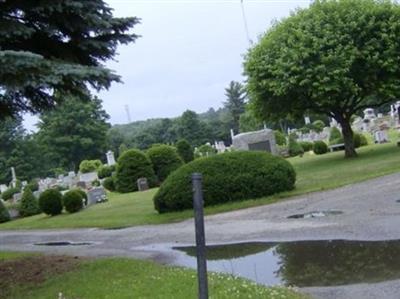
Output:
0,0,139,119
37,96,110,171
244,0,400,157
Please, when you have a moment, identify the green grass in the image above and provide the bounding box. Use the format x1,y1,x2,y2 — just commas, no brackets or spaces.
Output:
0,251,36,261
5,256,307,299
1,142,400,230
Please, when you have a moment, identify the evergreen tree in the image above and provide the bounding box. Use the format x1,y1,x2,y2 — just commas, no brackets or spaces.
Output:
224,81,246,134
0,0,139,119
19,188,41,217
0,200,10,223
176,139,194,163
37,96,110,171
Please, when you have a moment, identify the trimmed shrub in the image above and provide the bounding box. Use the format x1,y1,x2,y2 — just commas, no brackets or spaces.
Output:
0,200,10,223
19,188,40,217
329,127,343,145
103,177,115,191
115,149,157,193
74,189,88,205
176,139,194,163
299,141,313,152
38,189,63,216
288,137,304,157
312,120,325,133
1,188,19,201
153,151,296,213
353,133,368,148
97,165,115,179
147,145,183,182
92,179,101,187
313,140,328,155
25,180,39,192
196,144,217,158
79,159,102,173
274,130,287,146
63,190,84,213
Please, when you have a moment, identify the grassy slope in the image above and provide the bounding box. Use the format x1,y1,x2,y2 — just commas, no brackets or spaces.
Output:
0,251,36,261
1,142,400,230
5,256,306,299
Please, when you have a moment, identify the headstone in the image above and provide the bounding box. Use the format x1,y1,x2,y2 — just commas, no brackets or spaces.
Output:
68,171,75,178
79,172,98,183
374,130,389,144
304,116,311,125
0,184,7,193
231,128,277,155
137,178,149,191
87,187,107,205
76,181,87,189
12,192,22,202
106,150,116,166
10,167,17,187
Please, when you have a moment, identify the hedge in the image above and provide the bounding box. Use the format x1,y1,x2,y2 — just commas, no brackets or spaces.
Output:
147,145,183,182
115,149,157,193
313,140,328,155
97,165,115,179
288,137,304,157
153,151,296,213
1,187,19,201
176,139,194,163
19,188,40,217
39,189,63,216
63,190,84,213
299,141,313,152
0,200,10,223
103,176,115,191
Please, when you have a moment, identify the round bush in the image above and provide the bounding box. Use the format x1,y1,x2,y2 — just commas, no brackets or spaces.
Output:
74,189,88,205
1,187,19,201
79,159,102,173
313,141,328,155
274,131,287,146
147,145,183,182
103,177,115,191
176,139,194,163
115,149,157,193
39,189,63,216
353,132,368,148
97,165,115,179
288,137,304,157
62,190,84,213
0,200,10,223
299,141,313,152
153,151,296,213
19,188,40,217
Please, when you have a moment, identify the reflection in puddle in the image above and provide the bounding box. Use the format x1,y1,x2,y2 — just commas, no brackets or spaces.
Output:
174,240,400,287
35,241,92,246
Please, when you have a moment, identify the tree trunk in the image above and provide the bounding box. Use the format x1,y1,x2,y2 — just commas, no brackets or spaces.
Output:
337,117,357,158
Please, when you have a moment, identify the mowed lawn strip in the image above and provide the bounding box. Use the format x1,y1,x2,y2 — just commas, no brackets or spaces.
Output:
1,253,308,299
1,143,400,230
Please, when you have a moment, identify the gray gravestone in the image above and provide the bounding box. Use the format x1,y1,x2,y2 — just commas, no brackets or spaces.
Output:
137,178,149,191
12,192,22,202
77,181,87,189
87,187,107,205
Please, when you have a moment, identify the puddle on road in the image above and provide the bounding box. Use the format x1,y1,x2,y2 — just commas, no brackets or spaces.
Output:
174,240,400,287
287,210,343,219
35,241,93,246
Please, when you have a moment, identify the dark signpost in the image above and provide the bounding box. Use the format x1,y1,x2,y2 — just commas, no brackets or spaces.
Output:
192,173,209,299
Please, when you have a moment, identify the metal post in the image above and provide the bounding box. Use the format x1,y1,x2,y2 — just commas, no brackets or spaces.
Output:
192,173,208,299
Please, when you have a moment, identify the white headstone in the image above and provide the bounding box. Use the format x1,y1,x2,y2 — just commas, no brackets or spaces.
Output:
304,116,311,125
106,150,116,166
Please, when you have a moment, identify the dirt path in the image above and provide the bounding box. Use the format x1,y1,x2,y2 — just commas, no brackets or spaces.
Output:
1,172,400,298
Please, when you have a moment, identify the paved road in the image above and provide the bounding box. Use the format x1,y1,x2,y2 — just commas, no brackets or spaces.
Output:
1,172,400,298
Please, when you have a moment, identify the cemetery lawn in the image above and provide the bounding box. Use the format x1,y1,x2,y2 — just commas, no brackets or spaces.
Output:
1,252,307,299
1,142,400,230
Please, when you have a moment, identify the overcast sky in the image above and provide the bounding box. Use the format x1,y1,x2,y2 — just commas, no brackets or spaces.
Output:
23,0,310,131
